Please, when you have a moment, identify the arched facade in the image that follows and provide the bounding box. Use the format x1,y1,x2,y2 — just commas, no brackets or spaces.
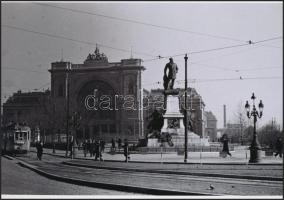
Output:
49,49,145,144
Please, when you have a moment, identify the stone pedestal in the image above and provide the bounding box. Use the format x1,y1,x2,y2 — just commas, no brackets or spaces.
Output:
161,94,185,136
147,90,210,148
161,92,210,147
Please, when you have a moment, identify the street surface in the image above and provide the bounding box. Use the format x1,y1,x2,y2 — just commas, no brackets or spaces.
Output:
2,151,282,196
1,156,137,196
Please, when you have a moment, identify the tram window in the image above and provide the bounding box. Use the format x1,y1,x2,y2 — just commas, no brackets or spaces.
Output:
23,132,27,140
16,132,24,140
15,132,19,140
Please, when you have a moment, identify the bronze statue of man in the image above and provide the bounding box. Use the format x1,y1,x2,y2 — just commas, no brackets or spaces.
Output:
163,58,178,90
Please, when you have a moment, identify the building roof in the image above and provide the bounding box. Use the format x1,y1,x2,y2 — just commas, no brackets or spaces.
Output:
4,90,50,105
205,111,217,121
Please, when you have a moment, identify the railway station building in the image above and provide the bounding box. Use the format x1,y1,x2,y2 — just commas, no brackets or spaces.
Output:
2,47,217,145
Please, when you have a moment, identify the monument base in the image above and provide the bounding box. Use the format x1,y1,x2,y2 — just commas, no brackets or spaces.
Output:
171,131,210,147
147,131,210,147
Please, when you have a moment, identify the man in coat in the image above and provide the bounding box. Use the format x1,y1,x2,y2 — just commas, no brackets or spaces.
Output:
36,141,43,160
123,139,130,162
221,134,232,157
163,57,178,90
274,137,283,158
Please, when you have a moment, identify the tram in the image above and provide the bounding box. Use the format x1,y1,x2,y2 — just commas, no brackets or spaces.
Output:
2,123,31,154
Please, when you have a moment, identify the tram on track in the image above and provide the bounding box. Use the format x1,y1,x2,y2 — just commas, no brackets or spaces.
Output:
2,123,31,154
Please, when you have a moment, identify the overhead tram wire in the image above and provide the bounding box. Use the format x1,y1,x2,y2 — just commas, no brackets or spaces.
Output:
2,25,281,72
142,36,283,63
2,24,155,58
33,3,242,43
36,82,51,91
143,76,282,88
189,63,282,72
34,2,281,50
175,76,282,84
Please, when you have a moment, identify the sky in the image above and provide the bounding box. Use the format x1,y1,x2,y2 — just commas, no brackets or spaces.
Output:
1,1,283,129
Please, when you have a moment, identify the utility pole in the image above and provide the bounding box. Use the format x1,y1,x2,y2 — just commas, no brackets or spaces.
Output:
65,63,70,158
240,113,243,145
184,54,188,163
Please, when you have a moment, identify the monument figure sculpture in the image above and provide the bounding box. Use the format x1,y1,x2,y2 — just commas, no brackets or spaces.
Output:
163,58,178,90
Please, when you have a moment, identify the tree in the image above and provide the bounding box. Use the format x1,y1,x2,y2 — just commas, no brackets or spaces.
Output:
243,125,254,145
257,120,282,149
39,90,65,152
231,101,249,144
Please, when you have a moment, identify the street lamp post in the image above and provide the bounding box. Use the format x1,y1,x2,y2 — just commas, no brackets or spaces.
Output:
184,54,188,163
72,111,81,158
245,93,264,163
65,66,70,158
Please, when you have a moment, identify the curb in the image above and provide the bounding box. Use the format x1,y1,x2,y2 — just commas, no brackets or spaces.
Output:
40,151,283,166
15,158,219,196
28,149,283,165
62,161,283,182
2,155,14,160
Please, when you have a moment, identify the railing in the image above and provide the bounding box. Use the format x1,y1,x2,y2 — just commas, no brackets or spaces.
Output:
136,146,234,153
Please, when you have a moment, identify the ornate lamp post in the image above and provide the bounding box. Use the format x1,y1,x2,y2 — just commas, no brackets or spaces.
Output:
245,93,264,163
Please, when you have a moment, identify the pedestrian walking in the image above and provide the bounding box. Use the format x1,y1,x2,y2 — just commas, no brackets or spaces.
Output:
118,138,122,151
221,134,232,157
274,137,283,158
94,140,103,161
87,139,91,157
69,138,74,158
89,139,95,157
100,140,105,153
82,140,88,157
123,139,130,162
111,138,116,152
36,141,43,160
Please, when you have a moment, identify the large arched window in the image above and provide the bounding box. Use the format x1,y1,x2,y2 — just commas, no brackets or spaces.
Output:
77,80,116,120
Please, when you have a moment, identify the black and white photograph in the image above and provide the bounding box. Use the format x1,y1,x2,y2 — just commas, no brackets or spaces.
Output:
1,1,283,199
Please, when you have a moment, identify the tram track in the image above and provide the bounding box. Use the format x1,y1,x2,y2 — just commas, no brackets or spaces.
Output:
62,160,283,182
43,163,283,188
4,154,283,195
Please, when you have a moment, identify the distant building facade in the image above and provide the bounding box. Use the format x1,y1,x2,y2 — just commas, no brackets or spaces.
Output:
143,87,216,140
2,90,50,142
49,47,145,143
204,111,217,142
223,123,243,143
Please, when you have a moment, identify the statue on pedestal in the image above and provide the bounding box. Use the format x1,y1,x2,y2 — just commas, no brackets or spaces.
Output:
163,58,178,90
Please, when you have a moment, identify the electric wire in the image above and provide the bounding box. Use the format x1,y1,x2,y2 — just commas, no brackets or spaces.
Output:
34,3,282,50
2,24,155,58
142,37,282,63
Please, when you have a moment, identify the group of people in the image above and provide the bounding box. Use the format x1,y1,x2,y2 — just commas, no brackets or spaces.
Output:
81,138,130,162
220,134,283,159
82,139,105,161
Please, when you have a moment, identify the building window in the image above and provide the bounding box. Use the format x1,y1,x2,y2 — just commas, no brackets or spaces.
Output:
101,124,108,133
110,124,116,134
128,79,134,94
93,125,100,136
58,84,64,97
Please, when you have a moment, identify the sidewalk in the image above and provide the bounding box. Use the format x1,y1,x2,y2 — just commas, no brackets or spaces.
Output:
34,147,283,165
10,148,283,196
